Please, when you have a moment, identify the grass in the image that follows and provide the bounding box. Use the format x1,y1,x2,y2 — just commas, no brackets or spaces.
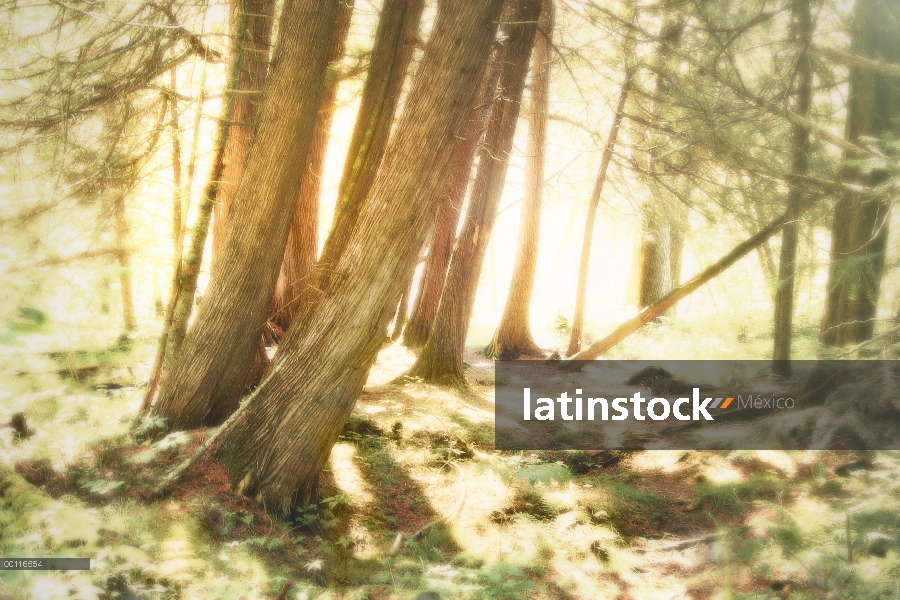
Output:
693,473,787,513
2,325,900,599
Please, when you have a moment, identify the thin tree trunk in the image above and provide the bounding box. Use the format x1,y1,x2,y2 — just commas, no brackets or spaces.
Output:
407,0,542,384
315,0,426,282
772,0,813,376
169,67,184,260
484,0,554,360
113,194,137,333
565,213,790,364
151,6,251,414
211,0,276,258
152,0,343,430
273,0,355,331
820,0,899,347
216,0,506,513
402,67,496,349
141,76,208,414
566,67,632,356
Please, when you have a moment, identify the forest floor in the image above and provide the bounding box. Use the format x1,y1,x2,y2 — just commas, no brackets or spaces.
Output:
1,321,899,599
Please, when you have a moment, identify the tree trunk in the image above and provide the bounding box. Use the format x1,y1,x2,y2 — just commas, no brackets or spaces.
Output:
820,0,900,347
484,0,554,360
638,211,672,307
407,0,541,383
169,68,184,260
566,67,632,356
211,0,276,259
216,0,506,513
273,0,355,331
636,19,684,309
401,65,497,349
152,0,343,430
113,194,137,333
772,0,813,376
315,0,426,283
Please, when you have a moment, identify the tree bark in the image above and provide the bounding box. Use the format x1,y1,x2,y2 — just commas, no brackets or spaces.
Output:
152,0,342,430
401,66,497,350
211,0,276,259
820,0,900,347
272,0,355,331
315,0,426,283
566,67,633,356
772,0,813,376
565,213,790,365
216,0,506,513
484,0,554,360
407,0,541,383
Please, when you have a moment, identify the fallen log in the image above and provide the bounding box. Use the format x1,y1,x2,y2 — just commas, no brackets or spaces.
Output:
563,213,788,368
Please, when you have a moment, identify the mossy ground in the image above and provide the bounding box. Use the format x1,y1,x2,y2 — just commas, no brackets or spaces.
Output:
1,319,899,599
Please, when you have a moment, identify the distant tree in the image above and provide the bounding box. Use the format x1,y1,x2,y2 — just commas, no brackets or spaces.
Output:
820,0,900,347
485,0,555,360
636,19,685,310
772,0,813,376
408,0,542,383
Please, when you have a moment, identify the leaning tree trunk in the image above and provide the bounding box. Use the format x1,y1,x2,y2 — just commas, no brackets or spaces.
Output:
402,54,498,349
566,66,633,356
211,0,276,259
152,0,343,431
772,0,813,377
484,0,554,360
315,0,426,284
216,0,506,513
820,0,900,347
273,0,355,331
407,0,541,383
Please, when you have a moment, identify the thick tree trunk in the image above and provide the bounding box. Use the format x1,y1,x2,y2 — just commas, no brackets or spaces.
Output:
484,0,554,360
566,68,632,356
566,213,790,364
211,0,276,259
315,0,426,282
273,0,355,331
113,194,137,333
820,0,900,347
216,0,506,513
152,0,342,430
772,0,813,376
407,0,541,383
401,66,497,349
